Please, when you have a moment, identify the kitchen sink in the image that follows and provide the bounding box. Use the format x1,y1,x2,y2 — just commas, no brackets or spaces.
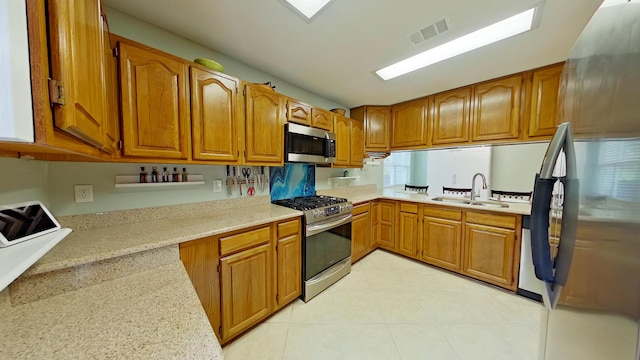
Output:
431,196,509,208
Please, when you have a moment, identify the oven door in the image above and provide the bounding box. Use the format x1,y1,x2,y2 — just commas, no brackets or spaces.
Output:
304,214,352,281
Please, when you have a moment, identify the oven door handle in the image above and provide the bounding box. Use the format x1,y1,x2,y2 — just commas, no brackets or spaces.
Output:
306,214,352,237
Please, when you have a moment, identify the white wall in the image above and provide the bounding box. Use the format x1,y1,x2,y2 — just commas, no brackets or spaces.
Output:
490,143,549,192
0,158,49,206
316,162,384,190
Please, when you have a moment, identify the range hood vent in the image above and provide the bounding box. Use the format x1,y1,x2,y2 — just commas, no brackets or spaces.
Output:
365,151,390,160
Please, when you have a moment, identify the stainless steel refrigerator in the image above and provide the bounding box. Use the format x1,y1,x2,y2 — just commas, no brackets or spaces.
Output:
531,1,640,359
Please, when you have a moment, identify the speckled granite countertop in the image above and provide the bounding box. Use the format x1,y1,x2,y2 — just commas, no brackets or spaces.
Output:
321,188,531,215
26,202,302,276
0,262,222,359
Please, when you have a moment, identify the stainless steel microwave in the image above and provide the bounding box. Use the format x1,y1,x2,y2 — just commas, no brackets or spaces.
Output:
285,123,336,164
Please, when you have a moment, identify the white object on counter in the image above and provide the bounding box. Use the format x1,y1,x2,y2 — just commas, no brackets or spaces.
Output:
0,228,71,291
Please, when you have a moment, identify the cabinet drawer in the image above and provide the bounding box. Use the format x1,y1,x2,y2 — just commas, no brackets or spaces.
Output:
422,206,462,221
353,203,370,216
277,219,300,239
400,202,419,214
220,226,271,256
466,211,517,229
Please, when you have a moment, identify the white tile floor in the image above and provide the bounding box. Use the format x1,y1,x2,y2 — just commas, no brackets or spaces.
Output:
223,250,544,360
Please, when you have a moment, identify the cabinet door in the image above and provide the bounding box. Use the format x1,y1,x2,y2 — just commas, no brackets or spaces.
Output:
287,99,311,126
432,88,471,145
472,75,522,141
333,115,351,167
311,108,333,131
391,98,428,149
371,202,380,249
179,236,221,340
102,12,120,156
421,217,462,271
119,42,190,159
48,0,107,149
397,211,419,258
244,84,285,165
378,201,396,250
220,243,273,340
463,224,516,289
350,119,365,168
351,205,371,263
191,67,240,162
277,234,301,308
364,106,391,151
528,65,563,138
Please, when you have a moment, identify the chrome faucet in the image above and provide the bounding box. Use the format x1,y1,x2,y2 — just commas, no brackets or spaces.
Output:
470,173,488,201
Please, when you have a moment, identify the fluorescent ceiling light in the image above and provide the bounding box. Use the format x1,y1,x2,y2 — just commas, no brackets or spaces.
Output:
376,7,537,81
282,0,334,22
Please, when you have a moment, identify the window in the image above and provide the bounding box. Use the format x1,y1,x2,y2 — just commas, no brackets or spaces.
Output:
383,152,412,187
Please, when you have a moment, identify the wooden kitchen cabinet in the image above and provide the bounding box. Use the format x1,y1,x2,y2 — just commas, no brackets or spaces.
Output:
462,211,521,290
190,66,241,163
220,243,273,340
352,203,372,263
276,219,301,308
119,40,190,159
287,99,312,126
311,107,334,131
243,82,286,165
350,106,391,151
179,236,221,341
431,87,471,145
471,75,523,142
420,207,463,272
370,201,380,249
377,201,396,250
333,115,365,168
396,202,420,258
102,15,121,158
390,98,429,149
526,63,563,138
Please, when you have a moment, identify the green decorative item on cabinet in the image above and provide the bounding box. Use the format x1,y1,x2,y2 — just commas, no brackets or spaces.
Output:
194,58,224,72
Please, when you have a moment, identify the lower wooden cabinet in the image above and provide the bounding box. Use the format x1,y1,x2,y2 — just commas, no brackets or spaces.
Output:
276,219,302,308
462,211,520,290
420,207,463,272
371,201,380,248
377,201,396,250
352,203,372,263
396,203,419,258
220,243,273,340
179,236,221,340
180,218,301,344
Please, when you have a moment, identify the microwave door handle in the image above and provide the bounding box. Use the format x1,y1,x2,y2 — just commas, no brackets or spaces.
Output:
306,214,352,237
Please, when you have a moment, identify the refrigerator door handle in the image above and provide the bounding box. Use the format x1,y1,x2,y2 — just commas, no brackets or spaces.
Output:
530,122,580,309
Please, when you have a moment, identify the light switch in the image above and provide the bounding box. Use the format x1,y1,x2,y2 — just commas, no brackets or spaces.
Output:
213,179,222,192
74,184,93,203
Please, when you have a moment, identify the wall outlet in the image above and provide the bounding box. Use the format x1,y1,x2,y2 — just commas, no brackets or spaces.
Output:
213,179,222,192
74,184,93,203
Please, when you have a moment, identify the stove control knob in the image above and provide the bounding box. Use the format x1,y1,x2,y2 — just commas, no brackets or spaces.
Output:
313,209,322,218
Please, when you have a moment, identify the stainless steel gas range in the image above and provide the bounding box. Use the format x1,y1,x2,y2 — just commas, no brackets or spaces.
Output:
272,195,352,302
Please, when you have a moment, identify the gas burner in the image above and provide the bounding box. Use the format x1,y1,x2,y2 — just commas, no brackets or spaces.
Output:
272,195,352,223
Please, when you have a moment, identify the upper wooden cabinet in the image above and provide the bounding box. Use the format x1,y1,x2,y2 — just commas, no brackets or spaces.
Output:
102,12,121,157
527,63,563,138
119,41,190,159
390,98,429,149
351,106,391,151
333,115,364,168
243,83,285,165
471,75,523,142
350,118,364,168
311,107,333,131
432,88,471,145
287,99,312,127
190,67,240,163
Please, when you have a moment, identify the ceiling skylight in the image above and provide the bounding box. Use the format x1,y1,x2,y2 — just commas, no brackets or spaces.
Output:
375,7,538,81
282,0,335,22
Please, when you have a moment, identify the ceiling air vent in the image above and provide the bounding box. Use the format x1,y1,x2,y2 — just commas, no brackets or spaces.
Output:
407,15,452,47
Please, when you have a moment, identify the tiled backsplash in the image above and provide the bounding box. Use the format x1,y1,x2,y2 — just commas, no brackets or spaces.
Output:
270,163,316,201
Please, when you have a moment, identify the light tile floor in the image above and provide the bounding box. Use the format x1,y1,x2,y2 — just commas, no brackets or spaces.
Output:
223,250,544,360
